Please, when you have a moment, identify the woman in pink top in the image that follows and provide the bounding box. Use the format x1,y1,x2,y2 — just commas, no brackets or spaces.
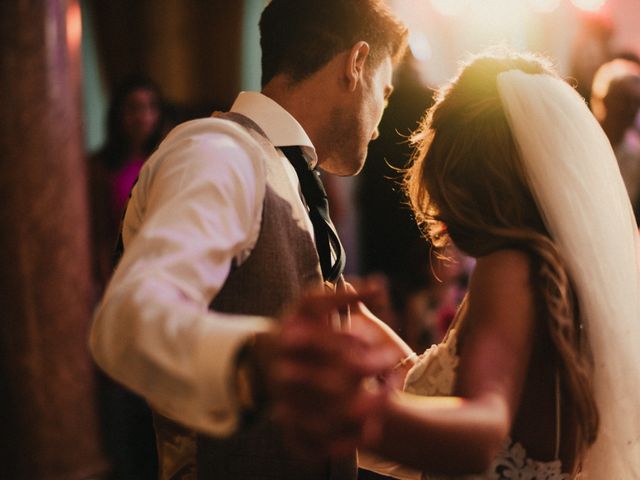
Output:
89,75,166,293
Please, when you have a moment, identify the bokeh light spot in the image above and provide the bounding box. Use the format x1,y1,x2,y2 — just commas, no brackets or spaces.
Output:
430,0,469,16
570,0,607,12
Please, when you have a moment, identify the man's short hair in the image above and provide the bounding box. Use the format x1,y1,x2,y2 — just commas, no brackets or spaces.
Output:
259,0,408,87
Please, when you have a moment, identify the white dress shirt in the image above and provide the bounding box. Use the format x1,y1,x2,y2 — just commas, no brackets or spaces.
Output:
90,92,317,437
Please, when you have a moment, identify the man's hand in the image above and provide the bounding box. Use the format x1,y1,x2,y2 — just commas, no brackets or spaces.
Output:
268,290,397,458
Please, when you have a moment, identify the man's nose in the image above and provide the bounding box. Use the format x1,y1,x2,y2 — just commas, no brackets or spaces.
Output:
371,128,380,141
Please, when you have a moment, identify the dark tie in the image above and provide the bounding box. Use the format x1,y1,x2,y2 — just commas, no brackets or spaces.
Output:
280,146,346,283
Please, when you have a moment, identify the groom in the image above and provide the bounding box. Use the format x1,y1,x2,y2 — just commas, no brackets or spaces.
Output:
89,0,408,478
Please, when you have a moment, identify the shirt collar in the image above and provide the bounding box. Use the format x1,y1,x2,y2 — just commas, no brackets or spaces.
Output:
229,91,318,168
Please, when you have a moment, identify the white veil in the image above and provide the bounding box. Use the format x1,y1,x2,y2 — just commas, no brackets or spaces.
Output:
496,70,640,478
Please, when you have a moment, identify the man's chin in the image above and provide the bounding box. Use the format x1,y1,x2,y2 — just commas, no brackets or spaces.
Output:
349,160,366,176
343,150,368,176
352,151,369,175
318,153,367,176
337,162,366,177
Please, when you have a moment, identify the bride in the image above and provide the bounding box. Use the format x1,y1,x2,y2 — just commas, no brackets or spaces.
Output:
272,50,640,479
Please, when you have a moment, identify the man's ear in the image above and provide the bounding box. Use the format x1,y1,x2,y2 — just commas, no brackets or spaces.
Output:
345,41,370,92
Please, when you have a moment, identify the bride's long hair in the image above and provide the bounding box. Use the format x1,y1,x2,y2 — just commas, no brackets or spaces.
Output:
404,51,599,469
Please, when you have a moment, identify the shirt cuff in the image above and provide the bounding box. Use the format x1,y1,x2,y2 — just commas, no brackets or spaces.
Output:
152,313,274,437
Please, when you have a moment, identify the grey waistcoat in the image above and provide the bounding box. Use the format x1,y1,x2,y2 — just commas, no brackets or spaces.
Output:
153,112,356,480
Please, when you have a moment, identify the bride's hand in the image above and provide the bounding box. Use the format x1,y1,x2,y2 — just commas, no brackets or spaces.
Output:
346,282,417,387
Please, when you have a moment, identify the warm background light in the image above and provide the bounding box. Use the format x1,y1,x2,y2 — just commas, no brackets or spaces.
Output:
461,0,528,42
408,30,433,62
527,0,562,13
66,2,82,51
571,0,608,11
389,0,636,88
430,0,469,16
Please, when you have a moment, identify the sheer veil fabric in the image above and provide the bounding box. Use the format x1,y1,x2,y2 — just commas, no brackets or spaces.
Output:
496,70,640,478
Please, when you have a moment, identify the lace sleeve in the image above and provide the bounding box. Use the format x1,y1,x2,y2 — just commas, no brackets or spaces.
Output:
404,330,459,397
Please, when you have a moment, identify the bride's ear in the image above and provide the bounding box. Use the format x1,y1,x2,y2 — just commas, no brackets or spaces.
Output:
344,41,370,92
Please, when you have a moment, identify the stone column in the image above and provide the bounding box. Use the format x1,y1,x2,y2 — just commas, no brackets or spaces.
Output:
0,0,107,478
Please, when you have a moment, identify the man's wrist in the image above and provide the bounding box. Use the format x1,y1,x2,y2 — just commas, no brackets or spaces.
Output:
234,333,273,424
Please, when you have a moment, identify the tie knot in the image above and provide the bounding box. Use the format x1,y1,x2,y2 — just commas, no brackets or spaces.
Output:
280,146,326,207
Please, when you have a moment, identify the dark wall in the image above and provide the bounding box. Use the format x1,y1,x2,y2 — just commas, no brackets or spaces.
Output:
88,0,244,112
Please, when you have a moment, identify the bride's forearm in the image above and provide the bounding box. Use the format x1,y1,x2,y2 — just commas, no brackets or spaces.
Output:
351,301,415,359
363,391,510,475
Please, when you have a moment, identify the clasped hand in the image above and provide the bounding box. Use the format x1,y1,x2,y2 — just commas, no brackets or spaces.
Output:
267,288,407,458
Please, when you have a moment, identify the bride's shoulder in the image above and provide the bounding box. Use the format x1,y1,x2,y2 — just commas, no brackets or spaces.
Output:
468,249,535,317
473,249,532,287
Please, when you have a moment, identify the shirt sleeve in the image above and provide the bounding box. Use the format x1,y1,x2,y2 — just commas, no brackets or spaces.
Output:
89,119,273,437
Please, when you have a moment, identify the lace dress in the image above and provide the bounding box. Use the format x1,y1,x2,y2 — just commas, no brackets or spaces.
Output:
358,329,571,480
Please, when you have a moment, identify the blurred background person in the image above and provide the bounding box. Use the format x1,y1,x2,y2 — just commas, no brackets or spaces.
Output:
358,54,433,310
591,58,640,223
89,74,167,296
